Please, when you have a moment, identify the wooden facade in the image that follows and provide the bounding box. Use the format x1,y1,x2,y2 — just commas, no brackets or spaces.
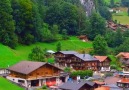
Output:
8,61,69,87
55,51,111,71
9,64,60,80
55,51,99,71
94,56,111,71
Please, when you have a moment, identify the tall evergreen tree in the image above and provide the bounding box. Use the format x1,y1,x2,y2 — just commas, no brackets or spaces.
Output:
0,0,17,48
88,12,106,40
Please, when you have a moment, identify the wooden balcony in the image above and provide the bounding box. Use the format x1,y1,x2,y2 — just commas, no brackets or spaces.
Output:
27,73,60,80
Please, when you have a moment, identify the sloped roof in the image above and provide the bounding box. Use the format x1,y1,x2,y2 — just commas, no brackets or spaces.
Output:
74,54,98,61
59,80,95,90
59,51,78,54
8,61,46,75
116,52,129,59
105,76,120,84
94,56,108,62
95,86,110,90
117,78,129,83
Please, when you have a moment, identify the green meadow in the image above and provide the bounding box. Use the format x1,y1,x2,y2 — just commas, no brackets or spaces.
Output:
0,77,24,90
0,36,92,68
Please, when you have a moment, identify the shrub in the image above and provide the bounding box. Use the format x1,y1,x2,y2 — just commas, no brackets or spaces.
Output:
42,85,47,89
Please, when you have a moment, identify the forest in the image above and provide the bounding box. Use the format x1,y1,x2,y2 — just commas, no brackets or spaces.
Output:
0,0,108,49
0,0,129,55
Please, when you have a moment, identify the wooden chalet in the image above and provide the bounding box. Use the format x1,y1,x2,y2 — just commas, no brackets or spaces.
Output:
94,56,111,71
54,51,78,67
117,78,129,88
7,61,69,87
116,52,129,77
55,51,99,71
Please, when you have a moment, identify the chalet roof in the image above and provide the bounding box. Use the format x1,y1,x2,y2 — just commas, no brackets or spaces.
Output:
8,61,46,75
105,76,120,84
59,80,95,90
95,86,110,90
8,61,62,75
59,51,78,54
94,56,108,62
116,52,129,59
103,84,120,88
117,78,129,83
74,54,98,61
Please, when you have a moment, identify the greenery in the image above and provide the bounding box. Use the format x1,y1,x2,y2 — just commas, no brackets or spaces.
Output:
88,12,106,40
28,46,46,62
108,55,122,70
47,58,55,64
42,85,47,89
70,70,93,79
0,77,24,90
92,35,108,55
115,38,129,53
56,42,61,52
64,67,71,73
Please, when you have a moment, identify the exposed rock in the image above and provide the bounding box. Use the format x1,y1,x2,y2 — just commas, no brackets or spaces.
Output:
80,0,95,16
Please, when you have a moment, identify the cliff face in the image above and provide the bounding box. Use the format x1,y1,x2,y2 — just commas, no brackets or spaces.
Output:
80,0,95,16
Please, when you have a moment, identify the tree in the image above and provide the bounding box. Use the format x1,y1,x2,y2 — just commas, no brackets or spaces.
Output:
93,35,108,55
51,24,59,41
0,0,17,48
88,12,106,40
56,42,61,51
40,23,52,42
62,29,69,40
116,38,129,53
99,6,112,20
64,67,71,73
28,46,45,62
110,0,114,8
128,7,129,16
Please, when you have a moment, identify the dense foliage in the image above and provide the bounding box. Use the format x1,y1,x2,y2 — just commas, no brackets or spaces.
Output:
92,35,108,55
70,70,93,79
0,0,109,48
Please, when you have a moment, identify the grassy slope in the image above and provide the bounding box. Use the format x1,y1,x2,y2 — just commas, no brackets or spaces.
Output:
113,7,129,24
0,77,24,90
104,0,129,24
0,36,92,68
104,0,120,4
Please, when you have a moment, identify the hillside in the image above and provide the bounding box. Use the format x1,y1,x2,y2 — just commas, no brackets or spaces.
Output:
0,37,92,68
0,77,24,90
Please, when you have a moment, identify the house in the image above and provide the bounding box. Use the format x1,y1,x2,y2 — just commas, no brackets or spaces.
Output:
0,68,10,76
55,51,99,71
54,51,78,67
7,61,69,87
77,35,88,42
72,54,98,70
117,78,129,88
94,56,111,71
116,52,129,75
59,80,98,90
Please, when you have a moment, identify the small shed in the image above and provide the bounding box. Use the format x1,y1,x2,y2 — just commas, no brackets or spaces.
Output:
78,35,88,42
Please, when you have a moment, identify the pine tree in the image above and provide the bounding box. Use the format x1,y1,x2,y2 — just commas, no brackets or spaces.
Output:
56,42,61,52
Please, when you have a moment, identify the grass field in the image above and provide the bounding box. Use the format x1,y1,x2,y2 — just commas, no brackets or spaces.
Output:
0,77,24,90
0,36,92,68
113,7,129,24
104,0,120,4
